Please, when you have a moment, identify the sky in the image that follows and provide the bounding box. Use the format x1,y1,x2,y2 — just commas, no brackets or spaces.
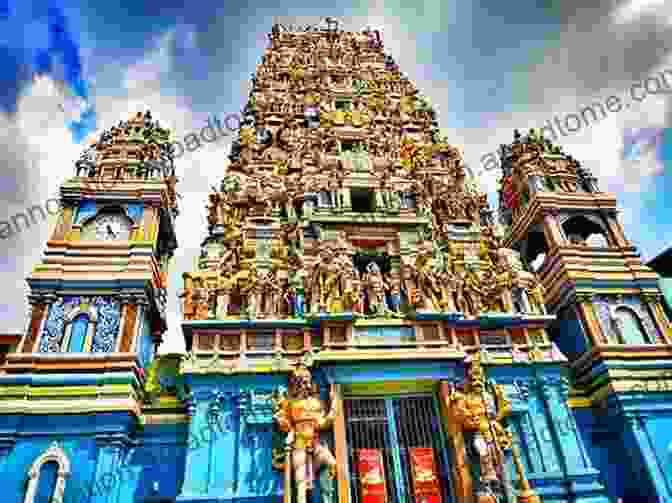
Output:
0,0,670,353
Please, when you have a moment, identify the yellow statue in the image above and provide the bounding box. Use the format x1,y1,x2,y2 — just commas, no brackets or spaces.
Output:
448,353,539,503
274,364,338,503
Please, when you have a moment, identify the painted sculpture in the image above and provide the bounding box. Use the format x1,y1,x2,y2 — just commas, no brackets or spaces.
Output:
446,353,539,503
273,364,338,503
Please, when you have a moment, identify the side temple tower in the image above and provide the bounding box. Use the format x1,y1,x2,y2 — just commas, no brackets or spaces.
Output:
497,128,672,501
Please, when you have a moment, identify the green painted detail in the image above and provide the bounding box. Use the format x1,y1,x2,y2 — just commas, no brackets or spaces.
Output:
129,240,155,247
344,380,436,396
33,265,49,272
145,359,161,398
0,384,133,398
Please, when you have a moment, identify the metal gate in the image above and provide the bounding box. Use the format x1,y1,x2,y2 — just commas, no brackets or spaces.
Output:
344,395,454,503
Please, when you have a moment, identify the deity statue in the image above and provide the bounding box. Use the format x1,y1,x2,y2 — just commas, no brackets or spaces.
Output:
274,364,338,503
463,271,483,318
437,269,458,312
528,276,547,315
180,275,196,321
448,354,503,502
287,269,306,318
387,275,402,313
243,268,281,318
363,261,388,315
341,263,361,313
217,259,238,319
479,269,501,312
400,256,420,309
187,277,210,320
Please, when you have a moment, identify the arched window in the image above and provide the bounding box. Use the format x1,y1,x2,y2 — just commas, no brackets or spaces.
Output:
520,225,549,273
68,314,88,352
61,307,97,353
34,462,58,503
24,443,70,503
561,215,610,247
613,307,649,344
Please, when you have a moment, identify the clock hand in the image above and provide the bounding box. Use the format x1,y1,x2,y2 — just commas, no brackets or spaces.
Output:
106,224,117,238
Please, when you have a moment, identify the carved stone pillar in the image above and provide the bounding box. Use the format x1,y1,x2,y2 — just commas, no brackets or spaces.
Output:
542,209,563,249
575,293,607,347
642,292,671,344
21,295,50,353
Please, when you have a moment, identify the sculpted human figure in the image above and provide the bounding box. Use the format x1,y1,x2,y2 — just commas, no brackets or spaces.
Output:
190,277,210,320
437,269,458,312
448,354,501,498
322,256,342,312
528,275,547,315
217,258,238,319
180,275,196,321
363,261,388,315
244,268,275,318
387,275,402,312
479,269,501,312
462,271,483,317
274,364,338,503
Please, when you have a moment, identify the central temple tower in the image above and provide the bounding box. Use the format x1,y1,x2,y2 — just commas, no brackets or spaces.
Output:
176,23,611,503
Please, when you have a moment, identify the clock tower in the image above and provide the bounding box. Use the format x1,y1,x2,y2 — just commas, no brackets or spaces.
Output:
7,111,179,415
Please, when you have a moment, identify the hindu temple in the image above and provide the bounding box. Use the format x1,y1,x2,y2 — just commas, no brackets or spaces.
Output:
2,22,671,503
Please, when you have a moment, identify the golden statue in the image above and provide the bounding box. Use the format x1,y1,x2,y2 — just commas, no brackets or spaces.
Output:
274,364,338,503
446,353,539,503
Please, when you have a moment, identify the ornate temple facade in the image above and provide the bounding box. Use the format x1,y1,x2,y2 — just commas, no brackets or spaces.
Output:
1,23,671,503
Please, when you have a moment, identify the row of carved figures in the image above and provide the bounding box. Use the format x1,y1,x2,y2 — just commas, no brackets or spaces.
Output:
181,255,547,320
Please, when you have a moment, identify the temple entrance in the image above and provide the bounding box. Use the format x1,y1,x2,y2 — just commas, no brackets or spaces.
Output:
344,395,455,503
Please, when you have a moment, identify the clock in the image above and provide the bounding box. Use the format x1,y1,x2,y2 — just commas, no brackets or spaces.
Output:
82,212,132,241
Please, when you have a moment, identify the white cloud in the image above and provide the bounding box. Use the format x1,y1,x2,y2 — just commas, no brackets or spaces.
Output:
612,0,672,25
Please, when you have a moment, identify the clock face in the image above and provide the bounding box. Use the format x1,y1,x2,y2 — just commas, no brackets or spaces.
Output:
83,212,131,241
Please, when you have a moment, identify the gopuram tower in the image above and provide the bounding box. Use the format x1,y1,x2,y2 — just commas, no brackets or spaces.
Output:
176,23,613,503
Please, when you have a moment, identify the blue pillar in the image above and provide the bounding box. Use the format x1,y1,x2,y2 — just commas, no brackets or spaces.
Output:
179,395,213,498
114,447,142,503
527,385,561,474
537,377,591,474
90,438,124,503
536,376,609,502
209,392,238,496
625,413,672,502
